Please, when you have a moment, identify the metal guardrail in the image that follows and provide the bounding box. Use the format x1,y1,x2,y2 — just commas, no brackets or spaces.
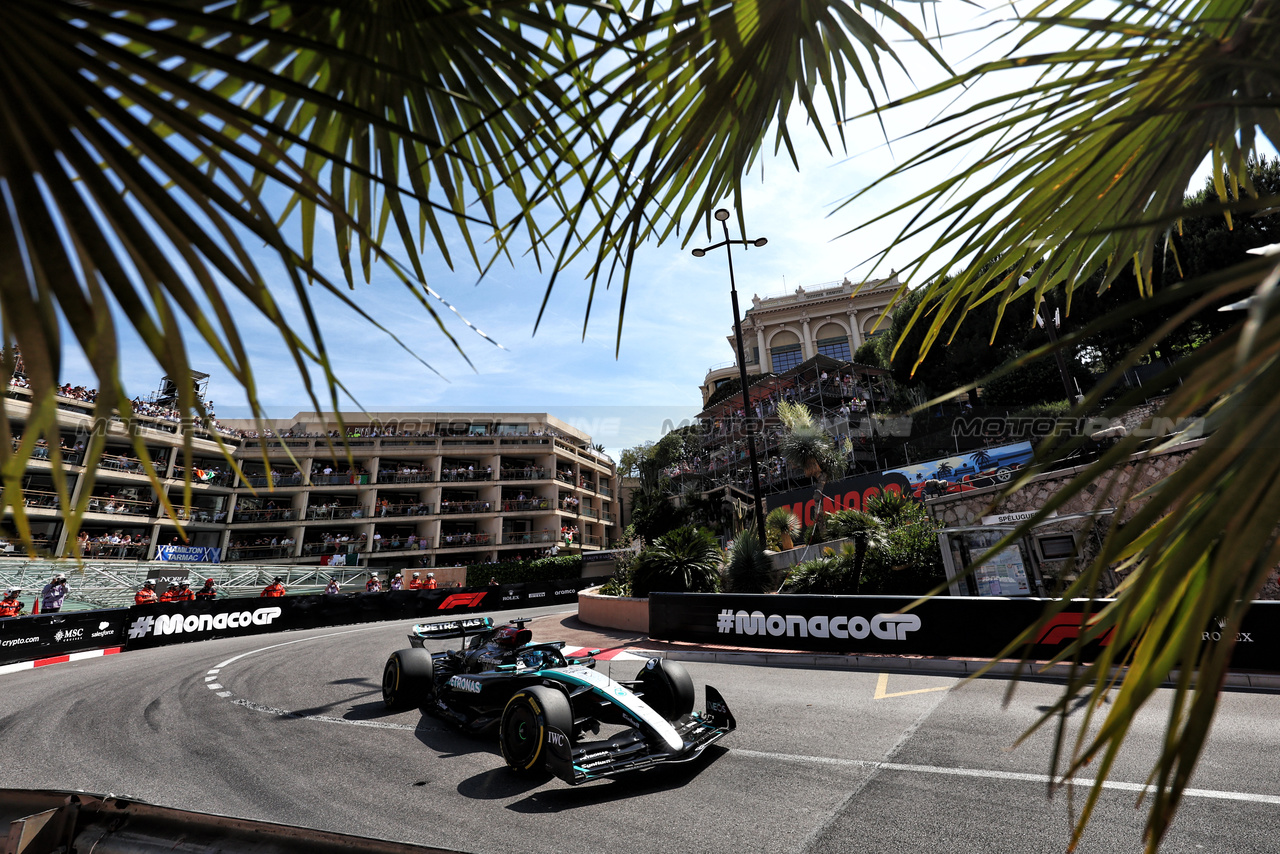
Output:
0,560,363,609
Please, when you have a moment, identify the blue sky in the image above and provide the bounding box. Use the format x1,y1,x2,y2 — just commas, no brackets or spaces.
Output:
55,6,1240,461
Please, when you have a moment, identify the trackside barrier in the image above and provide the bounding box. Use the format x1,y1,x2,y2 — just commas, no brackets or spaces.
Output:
0,610,130,667
649,594,1280,670
123,580,592,651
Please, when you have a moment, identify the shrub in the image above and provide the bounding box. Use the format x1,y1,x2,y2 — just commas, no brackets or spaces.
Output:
463,555,581,586
827,509,883,540
630,526,723,598
725,528,774,594
765,506,800,550
783,553,856,595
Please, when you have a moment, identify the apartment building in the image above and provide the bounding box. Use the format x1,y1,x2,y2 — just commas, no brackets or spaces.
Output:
5,386,617,569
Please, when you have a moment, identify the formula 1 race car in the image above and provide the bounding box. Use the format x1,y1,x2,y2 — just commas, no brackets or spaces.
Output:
380,616,735,785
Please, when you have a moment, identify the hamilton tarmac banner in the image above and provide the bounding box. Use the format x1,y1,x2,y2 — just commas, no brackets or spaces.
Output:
123,579,592,650
649,593,1280,670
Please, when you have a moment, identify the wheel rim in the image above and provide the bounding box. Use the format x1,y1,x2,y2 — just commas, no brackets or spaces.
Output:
503,701,539,765
382,658,399,702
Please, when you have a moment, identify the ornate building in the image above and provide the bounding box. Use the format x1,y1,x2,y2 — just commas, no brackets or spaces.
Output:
700,272,900,405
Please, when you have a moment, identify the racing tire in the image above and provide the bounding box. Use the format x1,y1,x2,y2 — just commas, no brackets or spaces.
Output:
637,658,695,721
499,686,572,775
382,648,434,710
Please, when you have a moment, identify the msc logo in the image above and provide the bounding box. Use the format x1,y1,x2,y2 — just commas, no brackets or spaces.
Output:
439,592,487,610
1034,613,1114,646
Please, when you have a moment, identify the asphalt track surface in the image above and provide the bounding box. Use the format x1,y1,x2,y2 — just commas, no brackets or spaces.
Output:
3,604,1280,854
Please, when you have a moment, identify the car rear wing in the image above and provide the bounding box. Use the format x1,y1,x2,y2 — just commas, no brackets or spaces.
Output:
408,616,493,642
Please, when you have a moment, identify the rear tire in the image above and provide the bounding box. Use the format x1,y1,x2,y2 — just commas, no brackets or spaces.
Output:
499,685,572,775
382,648,434,710
637,657,695,721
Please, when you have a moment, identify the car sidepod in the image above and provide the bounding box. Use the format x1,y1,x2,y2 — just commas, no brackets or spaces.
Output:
537,664,735,784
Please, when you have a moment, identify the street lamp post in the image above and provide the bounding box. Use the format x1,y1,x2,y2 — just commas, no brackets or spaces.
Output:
1021,276,1078,404
693,209,768,539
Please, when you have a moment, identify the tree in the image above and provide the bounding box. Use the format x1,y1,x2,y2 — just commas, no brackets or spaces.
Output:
776,401,846,541
630,526,723,598
859,5,1280,850
1,0,942,548
725,528,774,594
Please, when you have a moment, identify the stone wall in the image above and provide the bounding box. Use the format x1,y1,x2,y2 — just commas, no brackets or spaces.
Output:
925,438,1280,599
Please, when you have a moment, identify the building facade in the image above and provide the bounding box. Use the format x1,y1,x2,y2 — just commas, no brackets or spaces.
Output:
5,389,617,569
700,272,900,405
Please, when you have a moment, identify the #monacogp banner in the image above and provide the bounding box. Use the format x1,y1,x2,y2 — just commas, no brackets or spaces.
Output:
649,593,1280,669
124,579,591,650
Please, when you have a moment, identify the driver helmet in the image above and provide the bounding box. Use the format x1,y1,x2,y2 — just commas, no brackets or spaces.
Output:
493,624,525,648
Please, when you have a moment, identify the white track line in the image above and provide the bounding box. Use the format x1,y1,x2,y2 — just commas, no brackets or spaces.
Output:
732,748,1280,805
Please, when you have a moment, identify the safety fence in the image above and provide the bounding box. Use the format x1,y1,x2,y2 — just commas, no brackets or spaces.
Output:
0,579,590,666
649,593,1280,671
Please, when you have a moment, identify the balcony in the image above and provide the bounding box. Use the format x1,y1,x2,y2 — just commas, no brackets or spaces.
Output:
374,502,433,518
438,532,493,548
17,490,60,511
241,471,305,488
310,473,370,486
67,543,149,560
172,467,236,487
598,484,613,498
580,506,600,520
232,507,298,523
497,467,547,481
376,469,434,484
86,495,155,517
439,468,492,482
300,540,368,557
371,535,433,551
304,505,367,521
499,530,557,545
439,499,491,515
499,498,550,513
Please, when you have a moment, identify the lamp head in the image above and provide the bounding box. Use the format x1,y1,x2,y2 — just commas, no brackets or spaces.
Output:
753,238,768,247
714,208,730,222
692,248,706,257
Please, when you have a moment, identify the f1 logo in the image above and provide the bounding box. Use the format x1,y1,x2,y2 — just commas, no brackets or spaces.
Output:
439,592,487,610
1034,613,1114,646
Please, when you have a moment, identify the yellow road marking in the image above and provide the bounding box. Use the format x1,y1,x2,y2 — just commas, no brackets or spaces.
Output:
874,671,952,700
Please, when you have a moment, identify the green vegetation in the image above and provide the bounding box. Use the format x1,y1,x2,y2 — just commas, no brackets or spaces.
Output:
629,526,723,598
463,555,581,587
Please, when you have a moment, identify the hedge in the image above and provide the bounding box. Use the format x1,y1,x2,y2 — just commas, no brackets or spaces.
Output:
464,555,582,586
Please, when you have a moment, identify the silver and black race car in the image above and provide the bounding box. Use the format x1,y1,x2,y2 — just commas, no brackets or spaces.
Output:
380,616,735,785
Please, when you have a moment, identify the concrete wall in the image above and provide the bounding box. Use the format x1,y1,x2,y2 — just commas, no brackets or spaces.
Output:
578,586,649,633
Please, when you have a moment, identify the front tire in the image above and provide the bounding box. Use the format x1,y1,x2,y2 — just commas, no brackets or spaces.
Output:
637,658,695,721
382,648,434,710
993,465,1013,483
499,686,572,775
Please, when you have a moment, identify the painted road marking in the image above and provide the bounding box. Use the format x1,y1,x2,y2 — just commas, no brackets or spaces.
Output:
874,672,953,699
732,749,1280,805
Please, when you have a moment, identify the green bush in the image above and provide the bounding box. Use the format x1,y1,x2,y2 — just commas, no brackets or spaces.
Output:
783,553,857,595
463,555,581,586
630,526,723,598
827,508,883,540
725,528,774,593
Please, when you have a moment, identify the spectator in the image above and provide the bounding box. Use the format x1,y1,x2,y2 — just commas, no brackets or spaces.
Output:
195,578,218,600
365,575,382,593
423,572,437,590
489,577,499,586
135,579,158,604
0,587,25,618
324,579,340,595
40,573,69,613
260,576,287,597
175,580,196,602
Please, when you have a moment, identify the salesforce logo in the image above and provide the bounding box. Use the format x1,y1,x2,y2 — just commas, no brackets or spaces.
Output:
715,608,921,641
